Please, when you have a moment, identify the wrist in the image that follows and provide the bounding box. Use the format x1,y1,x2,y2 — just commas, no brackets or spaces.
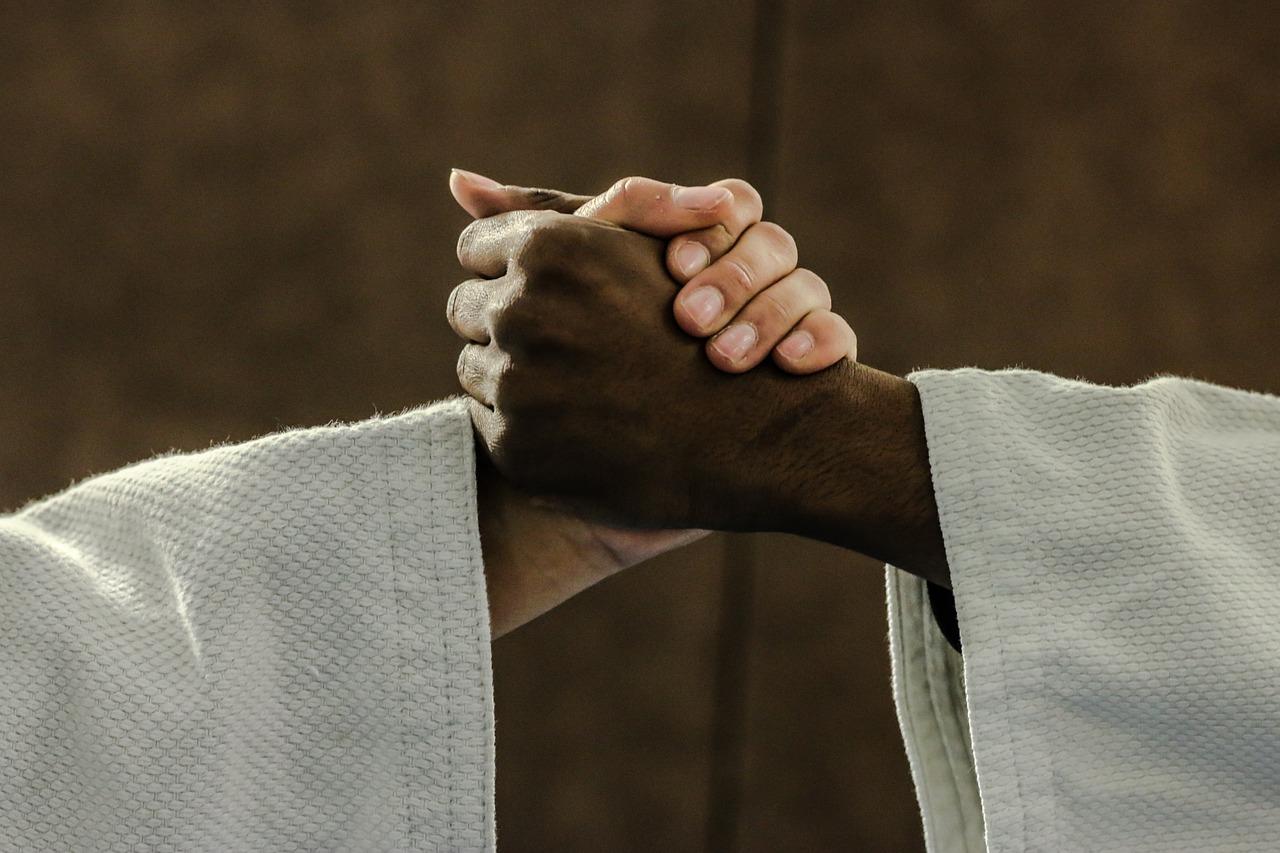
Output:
477,450,622,638
763,363,950,587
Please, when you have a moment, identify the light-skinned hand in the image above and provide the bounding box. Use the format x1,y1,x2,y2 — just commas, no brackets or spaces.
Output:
448,170,857,374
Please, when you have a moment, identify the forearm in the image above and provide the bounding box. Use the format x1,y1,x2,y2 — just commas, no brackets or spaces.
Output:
476,450,623,638
771,362,950,588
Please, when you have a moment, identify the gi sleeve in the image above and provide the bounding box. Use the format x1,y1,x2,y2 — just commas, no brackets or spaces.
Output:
887,369,1280,853
0,398,494,852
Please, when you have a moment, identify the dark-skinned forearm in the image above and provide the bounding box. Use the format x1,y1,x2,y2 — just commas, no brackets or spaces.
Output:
771,363,951,588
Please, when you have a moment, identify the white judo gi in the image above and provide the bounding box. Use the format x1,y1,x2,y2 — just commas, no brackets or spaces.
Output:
2,370,1278,851
889,369,1280,852
0,399,495,851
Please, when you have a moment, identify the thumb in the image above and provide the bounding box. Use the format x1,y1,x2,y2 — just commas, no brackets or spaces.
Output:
450,168,592,218
572,176,735,237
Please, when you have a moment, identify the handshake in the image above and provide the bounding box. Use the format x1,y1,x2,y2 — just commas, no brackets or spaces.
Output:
445,170,949,635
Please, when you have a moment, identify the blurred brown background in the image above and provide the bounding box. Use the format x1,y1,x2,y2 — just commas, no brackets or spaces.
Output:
1,2,1276,851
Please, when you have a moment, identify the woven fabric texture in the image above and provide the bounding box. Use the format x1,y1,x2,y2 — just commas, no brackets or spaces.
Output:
889,369,1280,852
0,398,494,852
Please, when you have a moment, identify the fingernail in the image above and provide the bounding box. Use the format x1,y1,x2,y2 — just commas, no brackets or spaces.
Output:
451,168,502,190
683,286,723,328
777,330,815,360
674,241,710,278
712,323,757,362
674,185,733,210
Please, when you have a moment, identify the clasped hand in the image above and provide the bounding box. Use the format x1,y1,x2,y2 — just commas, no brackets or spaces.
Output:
447,171,859,534
442,171,943,638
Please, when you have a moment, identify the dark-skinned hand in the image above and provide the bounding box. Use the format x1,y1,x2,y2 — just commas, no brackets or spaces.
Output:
452,208,863,535
451,179,949,588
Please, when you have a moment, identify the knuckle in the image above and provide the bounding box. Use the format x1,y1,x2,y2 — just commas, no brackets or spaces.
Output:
489,292,553,350
756,221,797,262
489,357,515,407
756,289,793,326
486,287,518,332
511,212,559,266
796,268,832,308
488,300,524,342
503,267,529,298
718,178,764,219
494,360,534,412
522,210,558,240
720,258,756,296
613,176,645,208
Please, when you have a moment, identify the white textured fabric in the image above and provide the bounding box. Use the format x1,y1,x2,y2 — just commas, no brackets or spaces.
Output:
0,398,495,851
888,369,1280,853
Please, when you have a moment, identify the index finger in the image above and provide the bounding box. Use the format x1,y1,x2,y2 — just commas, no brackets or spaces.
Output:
456,209,557,278
665,178,764,281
